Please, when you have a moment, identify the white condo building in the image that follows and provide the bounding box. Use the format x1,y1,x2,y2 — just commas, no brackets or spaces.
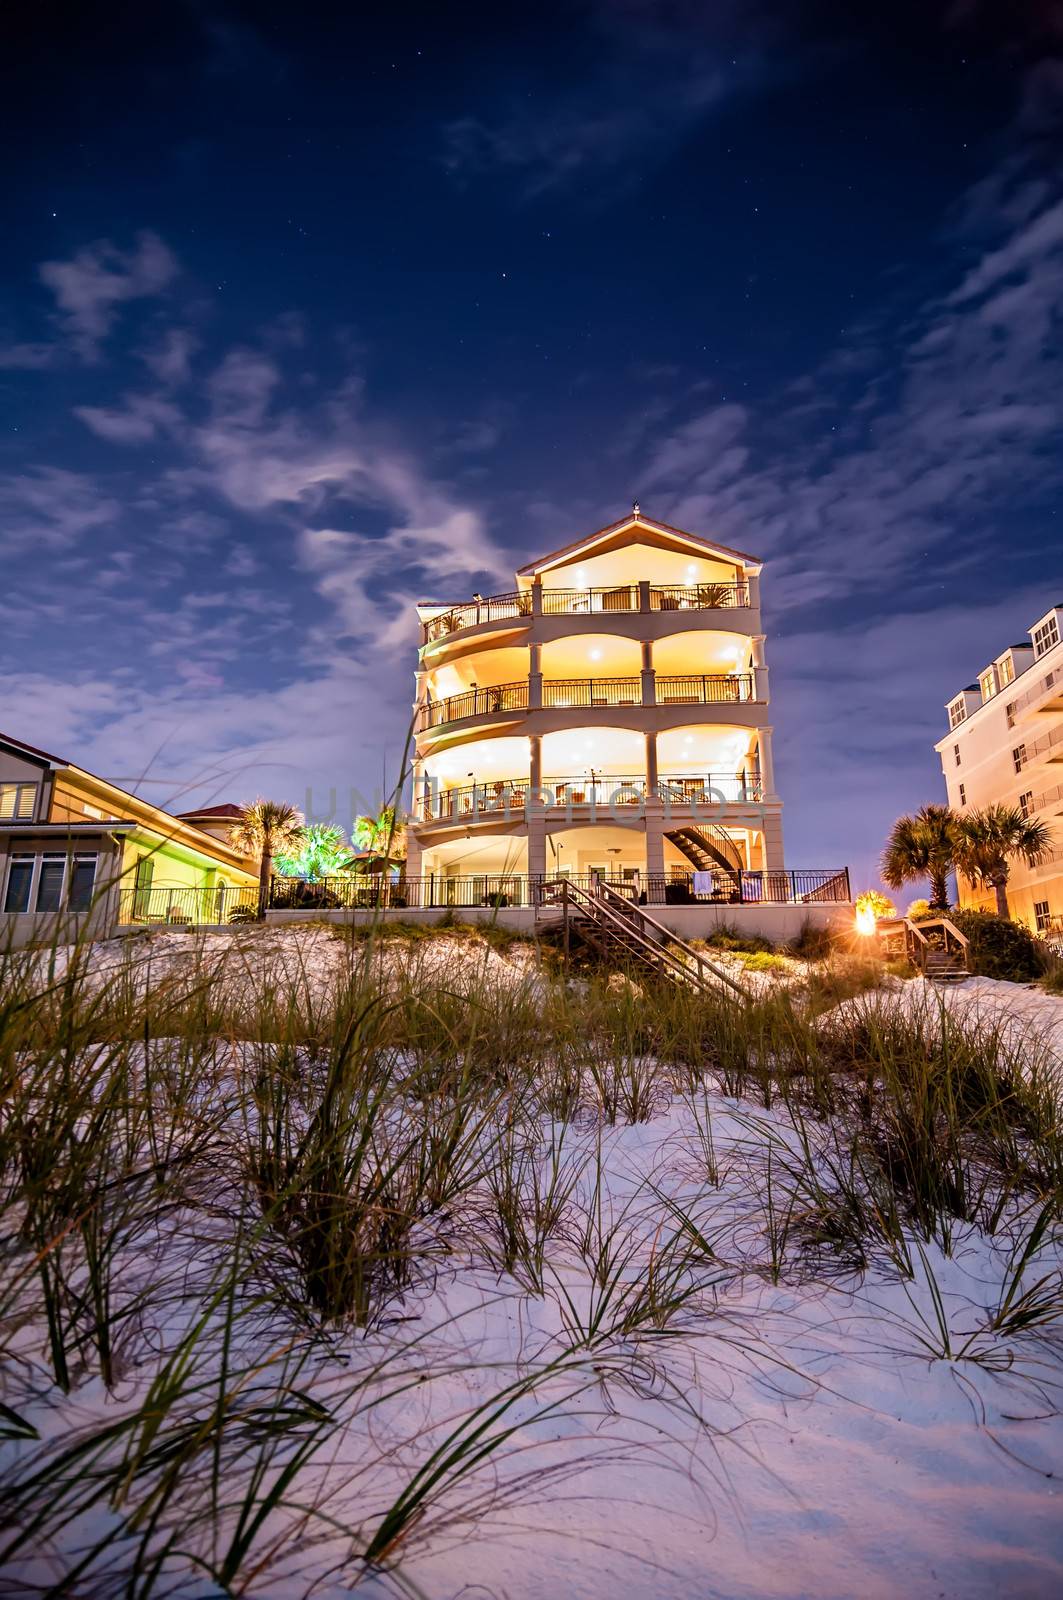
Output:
934,604,1063,934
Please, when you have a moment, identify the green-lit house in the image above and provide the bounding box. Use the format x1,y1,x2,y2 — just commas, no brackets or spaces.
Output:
0,731,259,946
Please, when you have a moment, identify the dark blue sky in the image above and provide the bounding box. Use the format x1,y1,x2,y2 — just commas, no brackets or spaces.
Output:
2,0,1061,889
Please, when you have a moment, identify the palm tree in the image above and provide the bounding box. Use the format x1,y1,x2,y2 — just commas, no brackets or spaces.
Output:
353,805,406,864
230,798,305,912
274,823,357,882
881,804,960,911
955,803,1052,918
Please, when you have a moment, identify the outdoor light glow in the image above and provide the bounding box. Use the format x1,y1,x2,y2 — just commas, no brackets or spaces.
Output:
855,904,877,936
589,648,602,660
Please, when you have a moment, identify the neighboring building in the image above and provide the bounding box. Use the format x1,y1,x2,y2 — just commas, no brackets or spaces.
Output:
0,733,258,946
934,604,1063,934
408,508,846,906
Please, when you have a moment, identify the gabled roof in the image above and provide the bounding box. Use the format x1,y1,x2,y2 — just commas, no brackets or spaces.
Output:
177,803,244,821
515,511,761,578
0,731,67,768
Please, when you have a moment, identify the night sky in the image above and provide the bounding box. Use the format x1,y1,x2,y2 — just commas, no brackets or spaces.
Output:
2,1,1061,890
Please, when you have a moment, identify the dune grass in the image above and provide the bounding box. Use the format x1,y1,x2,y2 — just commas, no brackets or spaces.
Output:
1,924,1062,1593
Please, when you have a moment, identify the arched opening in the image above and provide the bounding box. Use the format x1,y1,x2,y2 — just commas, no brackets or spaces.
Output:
427,644,528,699
651,629,752,676
540,632,642,680
656,724,758,795
544,726,643,800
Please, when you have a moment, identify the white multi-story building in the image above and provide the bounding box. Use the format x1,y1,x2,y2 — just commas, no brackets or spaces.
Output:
406,508,848,910
934,604,1063,933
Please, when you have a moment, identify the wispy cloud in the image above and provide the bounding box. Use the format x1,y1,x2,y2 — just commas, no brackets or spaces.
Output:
441,2,791,198
38,231,178,361
0,468,120,553
637,146,1063,608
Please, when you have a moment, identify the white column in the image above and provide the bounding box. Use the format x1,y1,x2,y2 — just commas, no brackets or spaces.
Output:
641,638,655,707
644,730,659,795
758,727,778,801
529,641,543,709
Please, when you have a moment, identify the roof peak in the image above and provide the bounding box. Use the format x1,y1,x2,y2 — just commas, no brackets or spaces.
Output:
515,509,761,578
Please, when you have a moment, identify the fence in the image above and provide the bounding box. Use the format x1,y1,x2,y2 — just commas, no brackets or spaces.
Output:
116,884,260,926
421,582,752,641
267,868,851,912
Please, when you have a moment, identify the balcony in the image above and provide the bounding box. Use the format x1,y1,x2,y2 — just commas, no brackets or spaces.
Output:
419,673,756,730
420,680,530,729
422,581,752,643
414,772,765,823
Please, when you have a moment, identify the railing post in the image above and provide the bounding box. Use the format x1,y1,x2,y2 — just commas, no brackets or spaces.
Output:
532,577,543,618
638,579,651,613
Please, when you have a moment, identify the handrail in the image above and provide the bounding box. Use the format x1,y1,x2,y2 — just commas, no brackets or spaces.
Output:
421,580,751,642
593,880,749,998
539,877,749,999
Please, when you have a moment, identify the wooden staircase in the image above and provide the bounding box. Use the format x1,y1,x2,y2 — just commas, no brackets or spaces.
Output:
536,877,749,998
666,822,744,895
879,916,970,983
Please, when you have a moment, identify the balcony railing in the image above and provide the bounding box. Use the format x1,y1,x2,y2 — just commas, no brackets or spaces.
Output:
540,586,639,616
541,676,642,708
265,868,850,912
655,673,754,704
422,581,752,642
414,772,764,822
423,593,530,643
420,673,756,729
421,680,530,728
649,582,749,610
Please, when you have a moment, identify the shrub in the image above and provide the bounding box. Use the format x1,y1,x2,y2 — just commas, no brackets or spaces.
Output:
946,908,1047,982
738,951,791,973
701,923,774,954
784,917,837,960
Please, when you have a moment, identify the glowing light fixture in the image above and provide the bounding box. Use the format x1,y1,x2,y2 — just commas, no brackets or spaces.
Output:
855,905,877,937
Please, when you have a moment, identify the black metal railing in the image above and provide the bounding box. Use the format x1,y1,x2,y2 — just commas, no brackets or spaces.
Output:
423,592,530,643
116,884,260,925
414,771,764,822
266,868,850,912
421,580,753,641
419,674,759,729
540,586,639,616
649,582,749,610
540,676,643,709
655,673,754,704
420,680,529,728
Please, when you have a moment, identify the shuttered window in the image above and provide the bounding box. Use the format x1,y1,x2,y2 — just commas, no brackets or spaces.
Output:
0,783,37,820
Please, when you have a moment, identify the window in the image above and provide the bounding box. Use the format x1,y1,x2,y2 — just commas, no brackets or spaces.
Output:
0,782,37,821
3,855,34,913
997,655,1015,687
979,668,998,702
35,855,67,913
1019,790,1034,819
958,783,966,806
1006,703,1016,729
948,698,967,730
1013,744,1028,773
1033,615,1059,658
1035,900,1051,933
953,743,961,768
68,856,97,912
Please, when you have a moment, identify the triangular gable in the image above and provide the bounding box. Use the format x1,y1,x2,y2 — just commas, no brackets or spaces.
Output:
516,512,761,578
0,731,66,769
